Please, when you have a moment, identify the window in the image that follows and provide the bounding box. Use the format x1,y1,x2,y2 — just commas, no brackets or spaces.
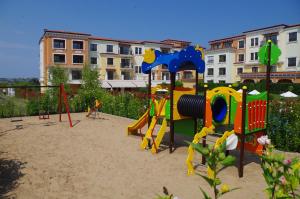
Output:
107,71,114,80
183,71,193,79
106,45,113,53
107,58,113,65
250,52,258,61
238,54,244,62
238,40,245,49
90,57,97,64
252,67,258,73
207,56,214,64
214,43,221,49
120,46,130,55
224,42,232,48
121,59,130,67
53,39,65,49
73,41,83,50
162,72,170,80
251,37,259,47
207,80,214,83
135,66,141,73
219,80,226,84
71,70,82,80
207,68,214,76
90,44,97,51
237,68,243,74
53,54,65,63
289,32,297,42
121,71,131,80
288,57,296,67
73,55,84,64
271,66,277,72
219,55,226,63
265,34,277,44
219,68,226,75
135,47,142,54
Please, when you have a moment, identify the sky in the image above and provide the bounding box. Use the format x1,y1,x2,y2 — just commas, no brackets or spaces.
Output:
0,0,299,78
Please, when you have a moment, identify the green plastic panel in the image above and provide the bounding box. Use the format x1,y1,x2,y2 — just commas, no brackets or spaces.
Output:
174,119,195,137
150,100,155,117
230,97,238,124
165,100,170,120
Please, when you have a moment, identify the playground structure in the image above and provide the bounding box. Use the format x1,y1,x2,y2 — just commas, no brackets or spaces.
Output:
127,43,277,177
0,83,73,128
86,99,102,119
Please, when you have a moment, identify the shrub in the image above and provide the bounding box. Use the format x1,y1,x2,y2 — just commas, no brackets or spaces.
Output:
268,100,300,152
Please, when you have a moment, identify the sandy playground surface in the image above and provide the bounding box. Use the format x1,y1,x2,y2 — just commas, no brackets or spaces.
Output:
0,112,298,199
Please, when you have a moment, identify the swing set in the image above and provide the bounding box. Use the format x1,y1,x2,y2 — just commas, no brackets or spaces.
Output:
0,83,73,127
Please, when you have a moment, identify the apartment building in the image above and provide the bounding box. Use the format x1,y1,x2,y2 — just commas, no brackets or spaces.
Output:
204,24,300,83
39,29,195,89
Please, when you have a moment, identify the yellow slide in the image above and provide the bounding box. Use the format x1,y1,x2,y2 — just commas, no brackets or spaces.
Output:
151,118,167,154
140,116,157,149
127,109,149,135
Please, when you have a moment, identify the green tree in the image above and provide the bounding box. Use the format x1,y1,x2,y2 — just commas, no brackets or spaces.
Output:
77,64,103,109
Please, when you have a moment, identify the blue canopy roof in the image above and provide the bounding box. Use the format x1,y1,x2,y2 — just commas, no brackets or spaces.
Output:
141,46,205,74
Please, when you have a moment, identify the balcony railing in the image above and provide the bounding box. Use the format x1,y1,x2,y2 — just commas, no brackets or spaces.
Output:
120,64,133,69
240,71,300,79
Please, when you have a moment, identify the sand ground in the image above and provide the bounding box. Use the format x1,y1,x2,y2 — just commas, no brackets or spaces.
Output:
0,113,298,199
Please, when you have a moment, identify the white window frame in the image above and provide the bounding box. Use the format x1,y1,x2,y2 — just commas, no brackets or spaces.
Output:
70,69,82,80
250,37,259,47
90,57,97,65
237,67,243,74
72,54,84,64
107,57,114,65
52,38,66,49
106,44,114,53
287,57,297,67
207,56,214,64
53,53,66,64
218,67,226,76
207,68,214,76
238,53,245,62
72,40,84,50
218,54,226,63
237,39,245,49
250,52,258,61
90,43,98,51
288,32,298,43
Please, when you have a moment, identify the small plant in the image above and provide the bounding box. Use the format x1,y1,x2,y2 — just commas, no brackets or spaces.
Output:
191,141,238,199
155,187,177,199
258,135,300,199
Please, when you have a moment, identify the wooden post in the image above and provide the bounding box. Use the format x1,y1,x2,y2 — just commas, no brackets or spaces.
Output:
239,86,247,177
265,40,272,132
148,72,152,127
169,72,176,153
202,84,208,164
59,83,62,122
194,72,199,135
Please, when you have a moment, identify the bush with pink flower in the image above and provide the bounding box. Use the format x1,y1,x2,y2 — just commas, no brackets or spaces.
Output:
258,135,300,198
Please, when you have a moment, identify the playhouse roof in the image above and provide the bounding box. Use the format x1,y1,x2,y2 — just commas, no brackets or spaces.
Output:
141,46,205,74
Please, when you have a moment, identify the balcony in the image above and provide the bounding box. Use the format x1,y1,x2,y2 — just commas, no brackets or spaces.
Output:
120,64,133,70
240,71,300,79
119,46,132,56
